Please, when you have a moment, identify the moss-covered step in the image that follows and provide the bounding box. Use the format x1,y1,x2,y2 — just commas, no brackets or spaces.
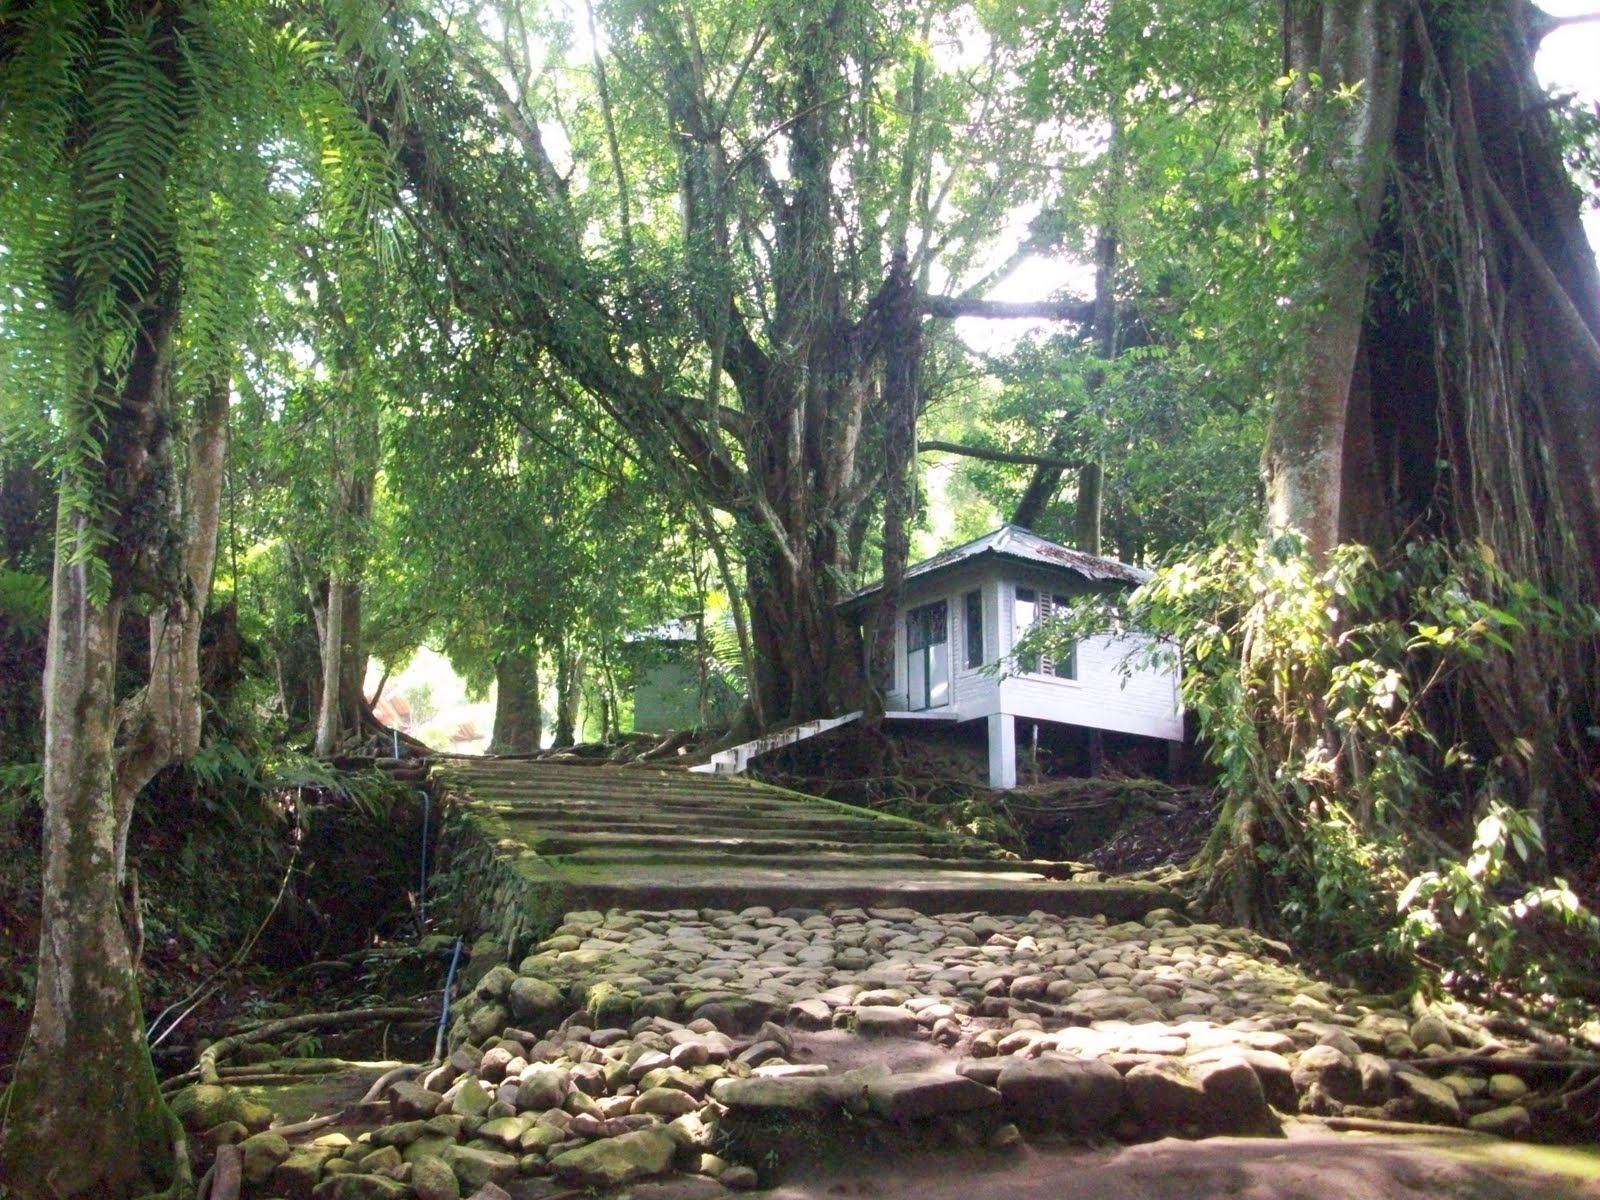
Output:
430,760,1177,958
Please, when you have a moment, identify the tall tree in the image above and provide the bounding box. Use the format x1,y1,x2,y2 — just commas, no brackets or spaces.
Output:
942,0,1285,561
1263,0,1600,851
0,5,243,1192
379,315,694,750
0,3,387,1192
354,0,1072,726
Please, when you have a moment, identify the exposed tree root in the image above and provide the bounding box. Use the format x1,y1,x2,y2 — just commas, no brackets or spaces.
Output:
360,1062,426,1103
133,1113,192,1200
162,1007,431,1087
1530,1070,1600,1125
206,1145,240,1200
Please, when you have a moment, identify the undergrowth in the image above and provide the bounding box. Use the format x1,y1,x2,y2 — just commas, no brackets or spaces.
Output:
1028,534,1600,1016
1,666,414,1081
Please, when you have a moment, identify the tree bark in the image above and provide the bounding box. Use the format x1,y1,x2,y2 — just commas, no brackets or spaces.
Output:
310,454,374,755
314,571,347,757
1261,0,1405,559
114,371,230,857
867,258,922,717
1,533,178,1200
1360,1,1600,851
1,144,219,1200
489,648,542,754
554,641,582,748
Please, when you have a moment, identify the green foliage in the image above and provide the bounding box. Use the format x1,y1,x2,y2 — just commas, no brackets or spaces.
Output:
1397,802,1600,1009
402,681,437,724
0,571,50,636
937,0,1310,559
956,331,1268,557
1034,534,1600,996
1549,93,1600,210
0,1,391,609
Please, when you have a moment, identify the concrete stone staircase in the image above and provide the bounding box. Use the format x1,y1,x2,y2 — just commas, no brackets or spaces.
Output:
435,759,1174,935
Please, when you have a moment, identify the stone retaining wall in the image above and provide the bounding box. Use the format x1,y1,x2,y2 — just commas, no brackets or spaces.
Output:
428,778,572,968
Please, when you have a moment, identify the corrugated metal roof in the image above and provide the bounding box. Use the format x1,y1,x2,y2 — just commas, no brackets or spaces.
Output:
845,524,1150,606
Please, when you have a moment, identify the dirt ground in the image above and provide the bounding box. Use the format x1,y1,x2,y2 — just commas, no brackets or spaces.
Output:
622,1126,1600,1200
727,1130,1600,1200
620,1031,1600,1200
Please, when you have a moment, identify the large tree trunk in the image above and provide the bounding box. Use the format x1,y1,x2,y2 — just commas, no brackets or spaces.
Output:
554,641,583,748
1357,1,1600,854
745,529,871,725
2,283,224,1200
314,571,347,757
1261,0,1406,560
489,648,542,753
1252,0,1600,870
867,258,922,717
1,549,177,1200
310,457,374,756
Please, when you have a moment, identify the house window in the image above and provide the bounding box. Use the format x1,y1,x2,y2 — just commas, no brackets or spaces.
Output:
964,589,983,670
906,600,949,710
1013,587,1076,679
1014,587,1039,672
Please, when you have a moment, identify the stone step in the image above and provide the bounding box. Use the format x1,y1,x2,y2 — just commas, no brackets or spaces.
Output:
536,847,1067,875
480,809,915,838
436,760,1176,936
466,782,822,809
492,863,1171,921
516,830,992,858
507,817,969,843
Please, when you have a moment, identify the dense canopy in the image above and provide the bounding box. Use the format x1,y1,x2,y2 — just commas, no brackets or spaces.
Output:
1,1,1597,1196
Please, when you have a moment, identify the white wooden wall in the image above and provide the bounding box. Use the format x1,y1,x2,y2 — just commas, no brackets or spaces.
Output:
882,565,1181,743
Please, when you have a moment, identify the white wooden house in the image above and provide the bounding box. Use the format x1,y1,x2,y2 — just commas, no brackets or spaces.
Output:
843,525,1182,789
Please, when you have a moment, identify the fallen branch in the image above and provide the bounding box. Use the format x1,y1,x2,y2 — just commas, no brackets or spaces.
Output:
266,1113,343,1139
256,1064,428,1140
637,729,697,762
289,943,456,982
362,1062,427,1104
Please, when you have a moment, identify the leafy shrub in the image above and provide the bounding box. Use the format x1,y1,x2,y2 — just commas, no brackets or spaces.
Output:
1028,535,1600,1000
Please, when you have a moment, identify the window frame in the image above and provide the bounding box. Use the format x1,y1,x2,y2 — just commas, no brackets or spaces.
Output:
905,598,950,710
964,588,984,670
1013,584,1077,680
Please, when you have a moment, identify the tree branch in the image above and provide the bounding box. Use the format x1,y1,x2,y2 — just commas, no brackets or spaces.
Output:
415,8,571,212
919,295,1095,322
1531,10,1600,44
918,440,1087,470
364,85,750,515
1481,164,1600,378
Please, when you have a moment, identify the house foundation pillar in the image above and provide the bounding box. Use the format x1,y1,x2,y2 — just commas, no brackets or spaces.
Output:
987,713,1016,789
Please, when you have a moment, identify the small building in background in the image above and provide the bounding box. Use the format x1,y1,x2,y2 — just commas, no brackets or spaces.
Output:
625,618,742,733
843,525,1182,788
